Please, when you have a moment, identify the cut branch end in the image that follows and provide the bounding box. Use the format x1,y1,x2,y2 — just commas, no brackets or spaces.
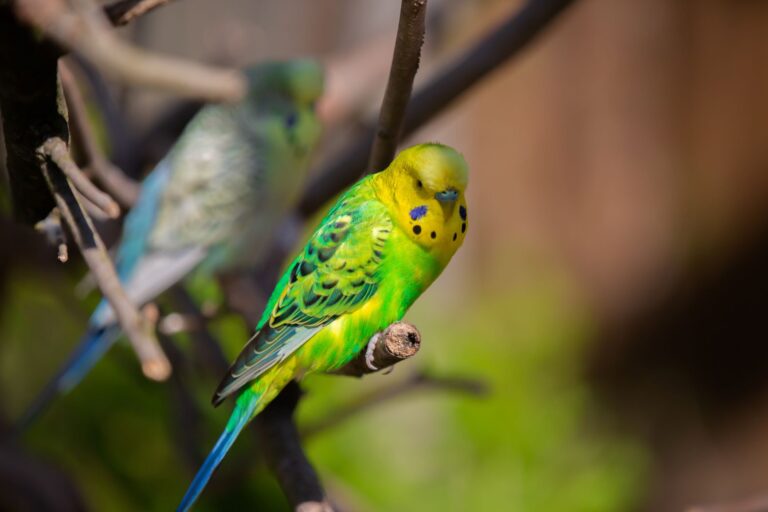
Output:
334,321,421,376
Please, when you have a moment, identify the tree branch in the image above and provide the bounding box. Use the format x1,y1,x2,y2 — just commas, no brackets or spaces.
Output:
333,321,421,376
302,371,488,439
39,137,171,381
1,4,169,382
43,136,120,219
14,0,247,102
255,382,333,512
60,62,140,206
103,0,176,27
0,5,62,224
34,208,69,263
298,0,577,216
367,0,427,173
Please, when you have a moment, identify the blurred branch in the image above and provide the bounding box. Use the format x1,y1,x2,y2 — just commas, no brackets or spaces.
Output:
367,0,427,173
43,136,120,219
35,208,69,263
302,371,488,439
298,0,577,216
255,382,333,512
2,2,169,383
14,0,247,102
104,0,176,26
39,136,171,381
60,62,140,206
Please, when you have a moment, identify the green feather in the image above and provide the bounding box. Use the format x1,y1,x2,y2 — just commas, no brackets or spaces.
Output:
213,177,391,404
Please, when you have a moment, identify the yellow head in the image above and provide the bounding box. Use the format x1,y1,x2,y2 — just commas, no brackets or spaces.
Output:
373,143,469,262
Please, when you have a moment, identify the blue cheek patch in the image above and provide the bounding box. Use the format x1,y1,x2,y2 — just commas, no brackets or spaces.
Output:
410,205,428,221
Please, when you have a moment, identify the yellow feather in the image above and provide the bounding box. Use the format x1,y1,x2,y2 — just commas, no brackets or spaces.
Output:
371,143,469,266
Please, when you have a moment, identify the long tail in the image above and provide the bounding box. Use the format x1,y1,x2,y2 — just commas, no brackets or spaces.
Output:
177,390,261,512
14,326,120,434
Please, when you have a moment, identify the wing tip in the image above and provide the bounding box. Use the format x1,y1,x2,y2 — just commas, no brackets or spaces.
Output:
211,373,239,407
211,382,230,407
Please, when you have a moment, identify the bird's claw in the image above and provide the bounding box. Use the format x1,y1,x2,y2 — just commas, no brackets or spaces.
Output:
365,333,380,371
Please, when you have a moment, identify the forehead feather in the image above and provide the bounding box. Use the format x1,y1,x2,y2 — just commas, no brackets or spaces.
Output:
399,143,468,189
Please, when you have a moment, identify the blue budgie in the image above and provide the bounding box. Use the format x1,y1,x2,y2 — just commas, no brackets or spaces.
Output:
17,60,324,431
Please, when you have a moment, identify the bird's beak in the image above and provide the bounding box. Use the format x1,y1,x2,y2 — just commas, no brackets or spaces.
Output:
435,189,458,203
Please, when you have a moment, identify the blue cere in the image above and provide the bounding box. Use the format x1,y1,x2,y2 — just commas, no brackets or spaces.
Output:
410,205,427,220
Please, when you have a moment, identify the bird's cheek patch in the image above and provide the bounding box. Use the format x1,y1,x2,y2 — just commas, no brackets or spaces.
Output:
409,205,427,221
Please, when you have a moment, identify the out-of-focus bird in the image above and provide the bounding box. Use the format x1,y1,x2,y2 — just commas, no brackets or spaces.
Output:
177,143,469,511
17,60,324,431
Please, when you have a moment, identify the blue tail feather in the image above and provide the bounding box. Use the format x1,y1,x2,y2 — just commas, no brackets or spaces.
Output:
14,325,120,434
177,392,259,512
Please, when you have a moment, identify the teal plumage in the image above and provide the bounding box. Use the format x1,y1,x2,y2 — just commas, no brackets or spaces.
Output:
16,60,324,431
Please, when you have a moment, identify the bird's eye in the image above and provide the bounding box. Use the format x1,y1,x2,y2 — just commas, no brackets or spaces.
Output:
416,180,423,189
285,112,297,128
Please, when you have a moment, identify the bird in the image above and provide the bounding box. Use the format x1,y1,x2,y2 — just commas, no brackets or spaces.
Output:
16,59,324,432
177,142,469,511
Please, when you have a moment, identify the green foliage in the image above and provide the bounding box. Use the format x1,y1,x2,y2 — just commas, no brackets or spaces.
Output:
0,257,647,511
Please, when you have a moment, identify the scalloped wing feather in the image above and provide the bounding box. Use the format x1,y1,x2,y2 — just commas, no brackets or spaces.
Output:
213,182,391,404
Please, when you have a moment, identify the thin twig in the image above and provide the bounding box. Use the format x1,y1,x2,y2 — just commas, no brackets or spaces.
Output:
34,207,68,263
367,0,427,173
103,0,176,26
14,0,247,102
60,61,140,206
302,371,488,439
77,190,113,222
298,0,577,216
43,136,120,218
38,137,171,381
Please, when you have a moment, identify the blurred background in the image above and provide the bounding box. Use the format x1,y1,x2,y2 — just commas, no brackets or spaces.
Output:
2,0,768,510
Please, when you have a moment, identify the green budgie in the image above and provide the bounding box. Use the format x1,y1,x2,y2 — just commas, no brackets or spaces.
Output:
178,142,469,510
17,60,324,431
